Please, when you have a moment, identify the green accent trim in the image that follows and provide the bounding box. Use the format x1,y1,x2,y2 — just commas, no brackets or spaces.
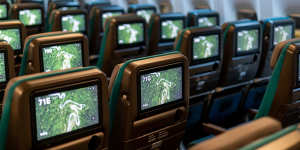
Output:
0,66,97,150
108,51,180,135
19,32,78,76
255,42,293,119
239,124,298,150
96,19,111,69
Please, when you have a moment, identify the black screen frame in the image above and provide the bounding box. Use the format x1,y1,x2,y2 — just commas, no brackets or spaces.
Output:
190,30,221,65
159,17,186,43
60,13,88,34
115,20,146,49
30,79,103,149
17,8,44,27
271,21,295,50
137,62,185,120
39,41,85,72
235,25,261,56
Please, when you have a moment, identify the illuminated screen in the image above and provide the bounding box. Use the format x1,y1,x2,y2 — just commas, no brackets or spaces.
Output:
102,11,122,28
136,9,154,23
0,28,21,50
140,66,183,111
0,4,7,19
61,14,86,32
193,34,219,60
59,7,79,11
273,25,293,45
19,9,42,26
237,29,259,52
0,53,6,82
34,85,100,141
41,43,83,72
161,19,183,40
198,16,216,27
118,23,144,44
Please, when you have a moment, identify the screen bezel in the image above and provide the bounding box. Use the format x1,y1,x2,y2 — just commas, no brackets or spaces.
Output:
30,79,103,149
159,17,185,43
100,9,124,31
0,3,8,20
190,31,221,65
271,21,295,50
135,7,156,23
137,62,185,119
39,41,85,72
60,13,87,34
17,8,43,27
235,25,261,56
115,20,146,49
0,27,22,54
0,49,9,84
196,13,219,27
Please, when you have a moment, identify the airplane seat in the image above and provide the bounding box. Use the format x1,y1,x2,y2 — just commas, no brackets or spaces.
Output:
0,20,27,74
147,13,186,55
187,9,219,27
10,3,44,35
88,5,124,65
174,26,222,143
207,20,262,127
108,52,189,150
0,67,109,150
46,1,80,32
128,4,157,24
243,17,295,112
96,14,147,77
0,1,9,20
240,123,300,150
16,0,44,5
18,31,89,76
237,8,257,20
0,41,15,116
47,9,88,34
83,0,111,14
189,117,282,150
254,38,300,127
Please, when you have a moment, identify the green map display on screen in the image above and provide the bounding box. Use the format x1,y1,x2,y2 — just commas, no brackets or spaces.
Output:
59,7,79,11
193,34,219,60
237,29,259,52
42,43,83,72
102,11,122,28
161,19,183,40
118,23,144,44
198,17,216,27
62,14,86,32
35,85,100,141
0,4,7,19
273,25,292,45
140,67,183,110
137,9,154,23
19,9,42,26
0,53,6,82
0,28,21,50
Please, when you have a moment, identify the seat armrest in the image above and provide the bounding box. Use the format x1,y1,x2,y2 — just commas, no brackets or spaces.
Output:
202,123,227,135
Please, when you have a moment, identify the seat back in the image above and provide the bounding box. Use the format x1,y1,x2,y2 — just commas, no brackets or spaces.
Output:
96,14,147,76
88,5,124,57
187,9,219,28
220,20,262,86
19,32,89,75
128,4,157,23
108,52,189,150
84,0,111,14
147,13,186,55
256,17,295,78
174,26,222,100
0,67,109,150
255,38,300,127
190,117,282,150
10,3,44,35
